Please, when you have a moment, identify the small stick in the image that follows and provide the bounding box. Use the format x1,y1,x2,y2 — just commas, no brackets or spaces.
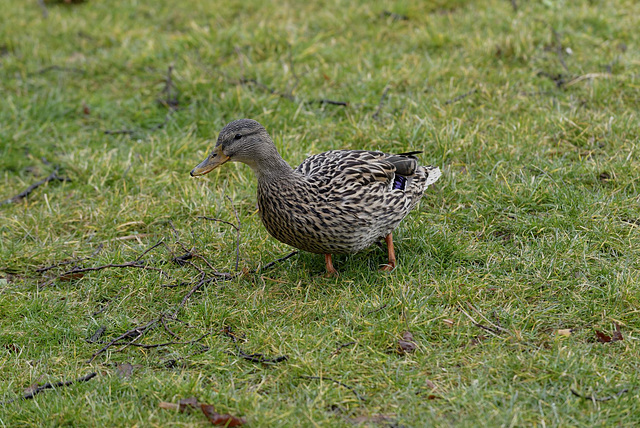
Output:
28,65,84,76
0,372,97,405
198,216,238,230
161,316,181,340
104,129,135,136
37,0,48,18
444,89,477,105
571,388,629,402
259,251,299,272
225,196,242,272
111,331,212,350
300,375,365,402
135,238,165,262
381,10,409,21
1,171,71,205
37,244,104,273
364,303,388,315
309,99,349,107
551,27,569,71
88,319,159,363
372,86,390,119
39,262,169,289
332,341,356,355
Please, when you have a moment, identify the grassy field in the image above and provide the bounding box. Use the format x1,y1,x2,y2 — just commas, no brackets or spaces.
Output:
1,0,640,426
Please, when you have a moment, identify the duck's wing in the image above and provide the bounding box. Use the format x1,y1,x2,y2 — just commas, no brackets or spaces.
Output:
295,150,397,187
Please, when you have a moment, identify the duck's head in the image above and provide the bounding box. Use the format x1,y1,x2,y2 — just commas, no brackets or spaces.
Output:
190,119,272,176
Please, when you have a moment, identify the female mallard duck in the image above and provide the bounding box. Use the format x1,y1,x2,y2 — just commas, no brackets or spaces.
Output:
191,119,441,276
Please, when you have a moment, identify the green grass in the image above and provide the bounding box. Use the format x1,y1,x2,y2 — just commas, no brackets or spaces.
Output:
1,0,640,426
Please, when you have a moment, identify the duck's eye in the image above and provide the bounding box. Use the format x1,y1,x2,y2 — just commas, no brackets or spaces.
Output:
234,134,242,140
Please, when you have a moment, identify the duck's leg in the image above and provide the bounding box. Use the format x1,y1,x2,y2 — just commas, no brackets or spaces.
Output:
324,254,338,277
381,233,397,272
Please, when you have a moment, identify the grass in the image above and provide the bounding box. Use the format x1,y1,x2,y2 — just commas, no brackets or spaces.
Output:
1,0,639,426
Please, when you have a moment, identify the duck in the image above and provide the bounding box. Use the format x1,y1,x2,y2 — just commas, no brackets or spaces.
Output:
190,119,441,276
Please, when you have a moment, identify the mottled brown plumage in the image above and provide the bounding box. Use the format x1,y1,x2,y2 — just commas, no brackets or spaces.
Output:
191,119,441,275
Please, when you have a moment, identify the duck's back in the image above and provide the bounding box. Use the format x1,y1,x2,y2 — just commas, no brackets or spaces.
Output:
257,150,440,254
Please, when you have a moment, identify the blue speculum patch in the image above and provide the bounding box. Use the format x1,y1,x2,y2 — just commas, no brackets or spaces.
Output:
392,175,407,190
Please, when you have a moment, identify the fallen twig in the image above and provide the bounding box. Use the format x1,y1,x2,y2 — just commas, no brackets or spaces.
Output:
88,319,159,363
223,326,288,365
551,27,569,71
331,341,356,355
37,0,48,18
36,244,104,273
157,65,179,109
564,73,611,87
444,89,477,105
372,86,390,119
111,331,212,350
1,171,71,206
28,65,85,76
364,303,388,315
39,261,169,289
381,10,409,21
225,196,242,272
0,372,97,405
307,99,349,107
300,375,365,402
104,129,135,136
259,251,299,272
86,326,107,343
571,388,629,402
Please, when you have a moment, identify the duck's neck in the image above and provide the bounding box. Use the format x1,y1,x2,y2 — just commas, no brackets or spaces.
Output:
245,152,295,183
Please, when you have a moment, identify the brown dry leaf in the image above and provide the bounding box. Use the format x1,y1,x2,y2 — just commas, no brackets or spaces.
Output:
470,335,487,346
556,329,572,337
116,362,140,378
179,397,199,409
426,394,442,400
442,318,455,328
595,330,612,343
425,379,437,390
398,331,417,354
159,402,181,411
159,397,200,412
200,404,246,426
612,324,624,342
59,272,85,282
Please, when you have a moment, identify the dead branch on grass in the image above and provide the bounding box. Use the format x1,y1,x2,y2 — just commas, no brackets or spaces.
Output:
259,251,299,272
88,318,160,363
550,27,569,71
27,65,85,76
222,326,288,364
104,65,178,136
444,88,477,105
571,388,629,402
381,10,409,21
307,99,349,107
372,86,390,119
111,331,212,350
37,0,48,18
0,372,97,405
39,261,169,289
331,341,356,355
1,170,71,206
36,244,104,273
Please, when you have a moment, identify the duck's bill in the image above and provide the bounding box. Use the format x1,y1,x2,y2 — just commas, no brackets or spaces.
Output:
190,146,230,176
